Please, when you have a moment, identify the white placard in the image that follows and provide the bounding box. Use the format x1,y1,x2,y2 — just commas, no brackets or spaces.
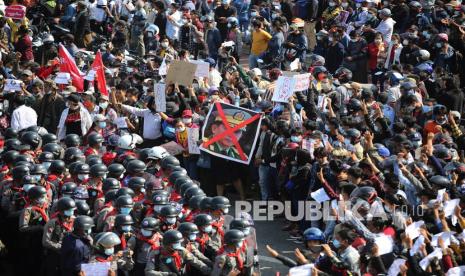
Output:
431,231,455,247
190,60,210,78
289,264,314,276
154,83,166,112
444,198,460,217
302,138,314,158
310,188,330,203
419,248,443,271
375,234,394,255
289,58,300,71
81,262,111,276
410,235,425,256
4,79,22,92
293,73,311,92
159,58,167,76
447,266,465,276
271,76,296,103
387,258,407,276
55,72,71,84
187,127,200,154
405,220,425,240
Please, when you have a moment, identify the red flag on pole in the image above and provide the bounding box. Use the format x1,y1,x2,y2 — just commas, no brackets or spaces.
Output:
90,51,108,96
58,44,84,91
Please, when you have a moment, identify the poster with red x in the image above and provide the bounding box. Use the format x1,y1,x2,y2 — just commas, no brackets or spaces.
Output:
200,102,262,164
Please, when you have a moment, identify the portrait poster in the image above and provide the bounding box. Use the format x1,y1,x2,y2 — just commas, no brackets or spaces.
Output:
200,102,262,164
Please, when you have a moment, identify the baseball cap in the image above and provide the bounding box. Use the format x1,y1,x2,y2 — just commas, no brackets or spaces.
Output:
21,70,33,76
251,68,262,76
182,109,193,118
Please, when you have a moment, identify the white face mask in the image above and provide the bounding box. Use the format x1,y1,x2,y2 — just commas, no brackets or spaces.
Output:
203,225,213,233
99,102,109,109
64,209,75,217
222,208,229,214
172,242,183,250
402,39,409,46
356,3,361,8
188,233,197,241
161,42,169,48
154,205,164,213
176,127,186,132
121,225,132,232
329,2,335,6
104,247,114,256
141,229,152,237
166,217,177,225
182,118,192,124
78,174,89,181
23,184,35,192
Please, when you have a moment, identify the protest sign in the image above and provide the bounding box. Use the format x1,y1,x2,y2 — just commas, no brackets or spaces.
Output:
289,58,300,71
337,10,350,24
190,60,210,78
159,58,167,76
289,264,315,276
5,5,26,20
154,83,166,112
4,79,23,92
294,73,311,91
166,61,196,86
187,127,200,154
81,262,111,276
271,76,296,103
55,72,71,84
200,102,262,164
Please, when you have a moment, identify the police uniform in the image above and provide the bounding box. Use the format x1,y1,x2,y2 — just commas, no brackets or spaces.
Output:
145,248,211,276
95,203,114,232
196,232,220,260
185,241,213,268
42,215,74,276
210,216,225,252
86,179,104,212
211,248,246,276
88,251,135,273
133,232,162,276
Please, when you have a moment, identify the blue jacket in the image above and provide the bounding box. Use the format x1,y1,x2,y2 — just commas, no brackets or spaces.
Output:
61,233,91,276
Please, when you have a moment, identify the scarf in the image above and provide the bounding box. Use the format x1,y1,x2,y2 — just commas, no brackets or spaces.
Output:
31,205,49,222
226,248,244,270
120,234,127,249
56,216,74,232
96,255,113,262
196,233,209,253
136,234,160,250
212,217,225,238
161,249,182,270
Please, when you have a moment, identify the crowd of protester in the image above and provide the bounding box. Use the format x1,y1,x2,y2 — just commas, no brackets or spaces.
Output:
0,0,464,275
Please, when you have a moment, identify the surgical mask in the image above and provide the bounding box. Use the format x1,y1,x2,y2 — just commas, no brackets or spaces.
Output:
176,127,185,132
236,241,243,248
86,228,92,235
172,242,183,250
436,117,447,125
104,247,114,256
329,2,335,6
402,39,409,46
422,31,430,39
182,118,192,124
251,12,257,17
37,197,47,205
98,122,107,129
140,188,146,194
243,227,250,236
166,217,177,225
121,225,132,232
291,136,302,143
32,175,42,182
222,0,229,4
78,174,89,181
203,225,213,233
161,42,169,48
141,229,152,237
120,207,132,215
221,208,229,214
23,184,35,192
436,42,443,48
99,102,108,109
342,2,348,8
154,205,164,213
64,209,74,217
271,13,278,19
188,233,197,241
333,239,341,248
42,162,51,170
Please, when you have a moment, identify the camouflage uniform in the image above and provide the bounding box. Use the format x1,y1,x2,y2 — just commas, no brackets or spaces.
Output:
145,248,211,276
211,248,246,276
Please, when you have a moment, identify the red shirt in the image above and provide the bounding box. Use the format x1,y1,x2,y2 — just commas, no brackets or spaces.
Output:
14,35,34,62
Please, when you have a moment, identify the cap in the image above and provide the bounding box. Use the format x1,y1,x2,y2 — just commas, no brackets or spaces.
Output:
204,57,216,67
438,33,448,42
379,8,391,17
251,68,262,76
84,87,95,95
377,146,390,158
67,93,81,103
208,86,219,95
214,109,252,131
182,109,193,118
21,70,33,76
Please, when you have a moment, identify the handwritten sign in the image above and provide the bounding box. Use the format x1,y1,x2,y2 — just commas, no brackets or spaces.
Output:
4,79,22,92
55,72,71,84
154,83,166,112
5,5,26,20
271,76,296,103
81,262,111,276
290,264,314,276
159,58,167,76
166,61,197,87
190,60,209,78
294,73,311,92
187,127,200,154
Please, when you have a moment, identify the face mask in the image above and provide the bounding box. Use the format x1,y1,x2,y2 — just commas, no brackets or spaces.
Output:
141,229,152,237
271,13,278,19
291,136,302,143
227,23,232,28
403,39,409,46
32,174,42,182
86,228,92,235
436,118,447,125
98,122,107,129
23,184,35,192
154,205,164,213
161,42,169,48
121,225,132,232
329,2,335,6
166,217,177,225
436,42,443,48
251,12,257,17
333,239,341,248
203,225,213,233
78,174,89,181
392,40,398,45
235,241,243,248
64,209,74,217
188,233,197,241
120,207,132,215
222,208,229,214
99,102,108,109
172,242,183,250
356,3,361,8
342,2,348,7
182,118,192,124
37,197,47,205
176,127,186,132
104,247,114,256
422,32,430,39
243,227,250,236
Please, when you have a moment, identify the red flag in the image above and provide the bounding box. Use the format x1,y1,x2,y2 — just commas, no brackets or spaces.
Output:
58,44,84,91
90,51,108,96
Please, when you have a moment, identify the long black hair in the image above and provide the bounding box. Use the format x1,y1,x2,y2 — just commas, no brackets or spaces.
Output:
146,96,156,114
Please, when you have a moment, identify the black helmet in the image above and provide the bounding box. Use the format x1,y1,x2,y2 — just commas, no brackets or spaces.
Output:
62,182,77,196
87,133,104,147
20,131,42,149
65,134,82,148
224,229,245,245
38,151,54,163
14,154,33,166
162,230,183,245
90,164,108,178
64,147,85,165
128,177,145,190
115,214,134,227
86,156,103,167
433,104,447,116
116,187,135,198
76,163,90,174
68,161,84,175
25,126,41,133
4,128,18,139
49,160,66,174
27,185,47,200
347,98,362,113
169,170,188,184
138,148,152,163
74,215,94,231
412,162,433,178
115,195,134,208
199,197,213,211
429,175,451,187
104,190,118,203
346,128,361,140
12,165,30,180
103,178,120,192
160,156,180,170
141,217,160,230
5,138,21,151
211,196,231,211
108,163,126,178
334,67,353,83
75,201,91,216
31,164,48,175
43,143,63,159
433,145,452,160
180,182,198,197
2,150,19,164
41,133,58,145
194,214,213,227
160,205,179,218
57,197,76,212
152,194,169,205
229,219,251,234
184,187,205,201
174,177,194,193
152,190,170,198
126,160,146,175
178,222,199,236
122,155,137,168
188,195,206,210
22,174,37,185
